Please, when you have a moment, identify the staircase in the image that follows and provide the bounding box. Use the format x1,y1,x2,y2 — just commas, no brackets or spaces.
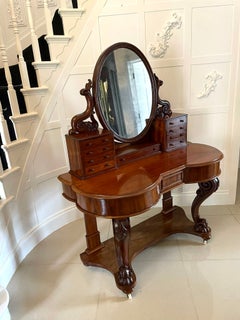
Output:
0,0,106,209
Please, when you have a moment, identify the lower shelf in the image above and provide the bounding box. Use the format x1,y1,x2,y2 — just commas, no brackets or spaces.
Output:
80,206,210,276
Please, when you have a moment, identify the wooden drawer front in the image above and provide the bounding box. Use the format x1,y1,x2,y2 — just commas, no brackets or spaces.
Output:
167,126,186,138
83,145,114,159
166,139,187,151
165,115,187,129
84,160,116,176
82,136,114,150
83,151,115,166
161,171,183,192
117,143,161,165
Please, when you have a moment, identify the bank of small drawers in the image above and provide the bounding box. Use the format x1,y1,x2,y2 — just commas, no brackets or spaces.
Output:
81,135,116,176
66,131,116,179
161,113,187,151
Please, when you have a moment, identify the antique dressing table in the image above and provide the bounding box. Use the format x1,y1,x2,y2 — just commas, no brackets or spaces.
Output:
58,43,223,298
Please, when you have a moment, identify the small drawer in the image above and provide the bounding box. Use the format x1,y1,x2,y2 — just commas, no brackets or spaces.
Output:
167,127,186,139
165,115,187,129
166,139,187,151
85,160,116,176
161,171,183,192
83,147,115,159
82,135,114,150
83,152,115,166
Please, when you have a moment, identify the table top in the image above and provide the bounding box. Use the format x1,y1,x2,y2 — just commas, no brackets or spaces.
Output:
58,143,223,218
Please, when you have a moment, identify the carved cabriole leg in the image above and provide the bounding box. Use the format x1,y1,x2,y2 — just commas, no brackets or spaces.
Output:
112,218,136,295
191,178,220,240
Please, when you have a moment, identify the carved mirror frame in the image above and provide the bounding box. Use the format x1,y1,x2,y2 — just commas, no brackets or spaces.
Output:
69,42,172,142
92,42,158,143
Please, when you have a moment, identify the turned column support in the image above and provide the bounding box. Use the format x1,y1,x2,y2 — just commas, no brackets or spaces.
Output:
83,214,103,254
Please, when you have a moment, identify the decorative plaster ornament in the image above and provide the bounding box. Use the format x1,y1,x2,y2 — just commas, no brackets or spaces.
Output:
148,12,182,58
197,71,223,98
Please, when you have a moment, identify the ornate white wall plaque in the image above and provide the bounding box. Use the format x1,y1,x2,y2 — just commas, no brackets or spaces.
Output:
148,12,182,58
197,70,223,98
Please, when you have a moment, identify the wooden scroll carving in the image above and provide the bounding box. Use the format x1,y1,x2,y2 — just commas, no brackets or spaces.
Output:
69,79,99,135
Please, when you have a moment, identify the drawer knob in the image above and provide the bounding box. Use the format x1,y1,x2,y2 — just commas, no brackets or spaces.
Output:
104,163,111,167
86,151,94,155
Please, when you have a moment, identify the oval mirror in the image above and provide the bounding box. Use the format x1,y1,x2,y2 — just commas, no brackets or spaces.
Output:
93,43,157,142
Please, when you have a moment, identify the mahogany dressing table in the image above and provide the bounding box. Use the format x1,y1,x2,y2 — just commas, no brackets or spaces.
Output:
58,43,223,298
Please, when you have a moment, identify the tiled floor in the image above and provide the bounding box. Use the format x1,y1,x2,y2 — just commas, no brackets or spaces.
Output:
7,174,240,320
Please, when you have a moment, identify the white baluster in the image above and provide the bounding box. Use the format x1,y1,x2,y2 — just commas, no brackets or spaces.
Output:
0,25,20,116
25,0,45,86
0,157,3,174
25,0,41,62
0,104,11,146
43,0,54,36
0,105,11,171
8,0,30,88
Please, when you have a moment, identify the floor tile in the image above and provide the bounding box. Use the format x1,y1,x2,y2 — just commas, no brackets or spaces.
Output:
22,218,110,265
184,260,240,320
8,263,104,320
233,214,240,224
95,261,199,320
177,215,240,260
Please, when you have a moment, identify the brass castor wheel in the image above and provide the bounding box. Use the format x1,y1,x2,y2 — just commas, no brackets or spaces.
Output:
127,293,133,300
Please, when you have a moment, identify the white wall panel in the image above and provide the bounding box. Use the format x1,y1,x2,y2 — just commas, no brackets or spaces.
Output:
145,9,184,61
188,113,227,151
62,74,93,120
33,128,66,177
8,188,37,244
191,5,234,58
35,177,71,223
99,14,141,50
154,66,185,110
190,63,230,109
105,0,138,7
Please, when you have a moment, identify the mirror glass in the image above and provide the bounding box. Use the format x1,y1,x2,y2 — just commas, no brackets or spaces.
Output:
94,44,154,141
